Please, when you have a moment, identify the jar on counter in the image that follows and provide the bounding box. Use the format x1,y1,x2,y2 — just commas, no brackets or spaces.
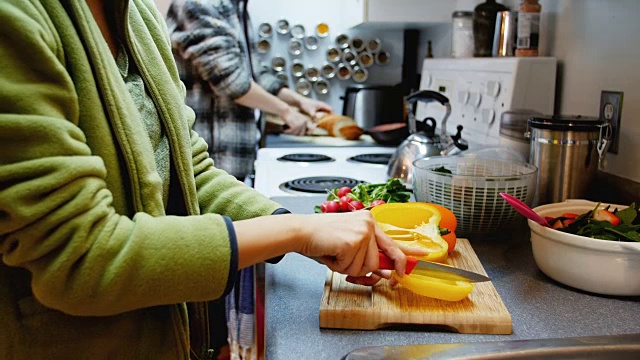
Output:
451,11,474,58
473,0,508,57
516,0,541,57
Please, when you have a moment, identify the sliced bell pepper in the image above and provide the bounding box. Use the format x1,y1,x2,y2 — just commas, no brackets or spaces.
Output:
371,202,450,263
392,268,474,302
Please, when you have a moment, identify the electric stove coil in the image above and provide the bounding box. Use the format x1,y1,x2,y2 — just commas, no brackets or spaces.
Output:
347,153,393,165
279,176,365,194
277,153,334,162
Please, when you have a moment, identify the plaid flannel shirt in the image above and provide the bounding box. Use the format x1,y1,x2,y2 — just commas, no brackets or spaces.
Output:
167,0,285,179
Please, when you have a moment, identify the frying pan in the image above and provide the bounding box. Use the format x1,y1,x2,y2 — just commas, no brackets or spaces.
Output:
365,123,409,146
366,118,435,146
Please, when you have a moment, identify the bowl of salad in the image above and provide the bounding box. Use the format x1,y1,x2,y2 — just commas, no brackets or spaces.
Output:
528,199,640,296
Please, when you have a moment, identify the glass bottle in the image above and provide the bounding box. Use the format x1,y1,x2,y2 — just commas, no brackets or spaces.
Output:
473,0,508,57
515,0,542,57
451,11,474,58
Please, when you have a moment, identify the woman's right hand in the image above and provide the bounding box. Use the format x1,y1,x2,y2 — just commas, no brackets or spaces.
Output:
298,211,415,278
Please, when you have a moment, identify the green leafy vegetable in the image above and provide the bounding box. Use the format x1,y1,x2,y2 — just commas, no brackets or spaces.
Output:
432,166,452,174
553,202,640,243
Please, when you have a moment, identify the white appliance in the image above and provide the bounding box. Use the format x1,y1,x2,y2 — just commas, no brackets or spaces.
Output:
254,147,395,198
416,57,557,159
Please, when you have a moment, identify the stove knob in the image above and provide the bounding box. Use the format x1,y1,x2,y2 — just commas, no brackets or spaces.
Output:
486,81,501,98
423,71,432,88
481,108,496,124
457,90,469,105
469,92,482,108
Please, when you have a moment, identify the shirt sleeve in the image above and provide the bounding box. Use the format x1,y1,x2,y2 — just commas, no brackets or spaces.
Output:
167,0,252,100
257,72,287,96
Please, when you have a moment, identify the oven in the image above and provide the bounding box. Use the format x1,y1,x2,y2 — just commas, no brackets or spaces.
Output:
254,146,396,198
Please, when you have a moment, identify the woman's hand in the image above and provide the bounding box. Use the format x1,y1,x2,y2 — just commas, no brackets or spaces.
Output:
281,108,311,136
299,211,416,278
297,97,333,118
345,241,429,287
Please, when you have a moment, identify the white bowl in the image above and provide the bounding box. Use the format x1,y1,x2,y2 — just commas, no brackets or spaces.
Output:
528,199,640,296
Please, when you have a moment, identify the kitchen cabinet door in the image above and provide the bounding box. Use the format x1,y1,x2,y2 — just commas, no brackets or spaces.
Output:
346,0,456,28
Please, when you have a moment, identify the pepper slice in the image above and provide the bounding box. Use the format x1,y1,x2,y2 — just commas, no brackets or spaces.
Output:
371,202,449,263
392,268,474,302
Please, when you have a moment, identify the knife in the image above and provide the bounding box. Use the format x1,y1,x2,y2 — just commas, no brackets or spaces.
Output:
378,252,491,283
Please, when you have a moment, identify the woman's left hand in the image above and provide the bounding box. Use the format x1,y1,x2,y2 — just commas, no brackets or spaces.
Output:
298,98,333,118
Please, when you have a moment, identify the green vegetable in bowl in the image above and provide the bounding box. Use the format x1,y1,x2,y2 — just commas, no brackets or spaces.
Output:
549,202,640,242
432,166,452,174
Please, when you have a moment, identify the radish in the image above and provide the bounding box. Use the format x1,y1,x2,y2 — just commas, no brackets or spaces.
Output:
321,201,340,213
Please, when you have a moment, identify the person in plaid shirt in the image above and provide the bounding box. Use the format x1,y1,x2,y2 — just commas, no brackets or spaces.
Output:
167,0,332,181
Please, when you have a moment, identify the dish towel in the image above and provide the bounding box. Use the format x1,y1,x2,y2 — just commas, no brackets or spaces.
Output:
226,266,256,360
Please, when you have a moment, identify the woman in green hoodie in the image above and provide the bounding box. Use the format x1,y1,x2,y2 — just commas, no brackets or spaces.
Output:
0,1,415,359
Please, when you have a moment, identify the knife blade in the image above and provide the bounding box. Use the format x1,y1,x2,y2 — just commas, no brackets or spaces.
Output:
378,252,491,283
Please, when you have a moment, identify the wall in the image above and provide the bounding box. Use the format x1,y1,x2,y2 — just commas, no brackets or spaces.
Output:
247,0,404,113
420,0,640,183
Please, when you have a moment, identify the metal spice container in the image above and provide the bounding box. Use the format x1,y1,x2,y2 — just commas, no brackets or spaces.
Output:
326,47,342,62
336,63,351,80
295,78,312,96
316,23,329,37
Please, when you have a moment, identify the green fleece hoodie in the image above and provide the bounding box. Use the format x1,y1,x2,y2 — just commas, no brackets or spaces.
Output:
0,0,282,358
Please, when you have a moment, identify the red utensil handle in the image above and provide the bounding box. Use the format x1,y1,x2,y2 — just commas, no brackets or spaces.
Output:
378,252,418,275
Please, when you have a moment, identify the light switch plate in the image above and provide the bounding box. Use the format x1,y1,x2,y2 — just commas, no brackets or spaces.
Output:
599,90,623,154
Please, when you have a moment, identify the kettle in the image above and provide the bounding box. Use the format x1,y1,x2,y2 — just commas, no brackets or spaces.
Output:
387,90,468,186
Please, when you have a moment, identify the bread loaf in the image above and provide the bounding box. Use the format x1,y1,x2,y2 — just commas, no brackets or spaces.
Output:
316,114,364,140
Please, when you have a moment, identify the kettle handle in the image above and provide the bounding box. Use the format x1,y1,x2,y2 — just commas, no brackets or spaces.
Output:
406,90,450,105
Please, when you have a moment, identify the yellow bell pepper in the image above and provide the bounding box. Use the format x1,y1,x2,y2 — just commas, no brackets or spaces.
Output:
370,203,449,263
372,202,472,301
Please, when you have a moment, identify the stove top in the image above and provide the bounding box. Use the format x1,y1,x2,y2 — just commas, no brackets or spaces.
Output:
254,146,395,197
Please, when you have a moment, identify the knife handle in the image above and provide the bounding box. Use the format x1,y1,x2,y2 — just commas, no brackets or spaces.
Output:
378,252,418,275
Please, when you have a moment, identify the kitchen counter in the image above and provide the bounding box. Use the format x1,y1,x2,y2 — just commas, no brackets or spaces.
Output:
264,134,391,148
265,195,640,359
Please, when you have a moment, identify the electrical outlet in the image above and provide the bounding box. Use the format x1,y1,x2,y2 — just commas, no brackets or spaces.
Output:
599,90,623,154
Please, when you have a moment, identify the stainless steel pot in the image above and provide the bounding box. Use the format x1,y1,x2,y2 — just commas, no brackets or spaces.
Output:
527,115,611,206
341,85,405,130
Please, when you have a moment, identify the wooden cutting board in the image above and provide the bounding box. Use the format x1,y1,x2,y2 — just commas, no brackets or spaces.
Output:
319,239,512,334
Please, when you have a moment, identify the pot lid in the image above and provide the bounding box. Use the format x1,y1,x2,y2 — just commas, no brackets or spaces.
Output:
500,110,542,140
528,115,605,131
